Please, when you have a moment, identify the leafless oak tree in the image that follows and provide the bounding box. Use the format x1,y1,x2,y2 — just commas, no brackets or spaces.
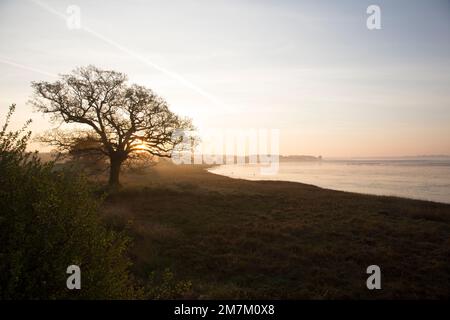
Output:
31,65,193,186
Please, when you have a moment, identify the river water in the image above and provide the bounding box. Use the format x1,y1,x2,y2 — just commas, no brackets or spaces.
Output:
208,160,450,204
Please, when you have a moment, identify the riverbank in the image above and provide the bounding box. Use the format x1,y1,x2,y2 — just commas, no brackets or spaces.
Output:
103,163,450,299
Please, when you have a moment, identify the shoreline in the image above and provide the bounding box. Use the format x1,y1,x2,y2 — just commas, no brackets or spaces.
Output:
206,162,450,205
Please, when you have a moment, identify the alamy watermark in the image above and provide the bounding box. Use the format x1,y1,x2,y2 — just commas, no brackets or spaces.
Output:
66,5,81,30
66,265,81,290
171,128,280,175
366,265,381,290
367,5,382,30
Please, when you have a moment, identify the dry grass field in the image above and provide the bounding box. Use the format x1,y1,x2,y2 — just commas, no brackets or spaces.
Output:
102,163,450,299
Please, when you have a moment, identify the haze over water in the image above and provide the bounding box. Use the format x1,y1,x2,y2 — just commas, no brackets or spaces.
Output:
209,159,450,204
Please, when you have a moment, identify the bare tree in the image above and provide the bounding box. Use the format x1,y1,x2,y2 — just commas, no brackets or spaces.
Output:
31,65,193,186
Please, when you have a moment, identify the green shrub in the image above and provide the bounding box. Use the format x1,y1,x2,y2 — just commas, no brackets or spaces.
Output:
0,105,139,299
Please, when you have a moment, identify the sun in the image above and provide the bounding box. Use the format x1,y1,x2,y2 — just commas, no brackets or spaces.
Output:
132,139,148,152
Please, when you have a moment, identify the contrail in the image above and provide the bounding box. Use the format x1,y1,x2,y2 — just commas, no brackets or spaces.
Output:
29,0,226,108
0,56,57,77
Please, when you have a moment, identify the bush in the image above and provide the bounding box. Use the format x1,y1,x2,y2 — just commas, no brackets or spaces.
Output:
0,105,139,299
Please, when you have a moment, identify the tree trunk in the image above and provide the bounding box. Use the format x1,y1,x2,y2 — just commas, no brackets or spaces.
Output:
109,156,122,187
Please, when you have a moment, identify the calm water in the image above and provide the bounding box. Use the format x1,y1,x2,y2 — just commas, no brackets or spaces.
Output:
208,160,450,204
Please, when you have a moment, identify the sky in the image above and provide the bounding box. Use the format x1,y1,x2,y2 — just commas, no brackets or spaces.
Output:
0,0,449,157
